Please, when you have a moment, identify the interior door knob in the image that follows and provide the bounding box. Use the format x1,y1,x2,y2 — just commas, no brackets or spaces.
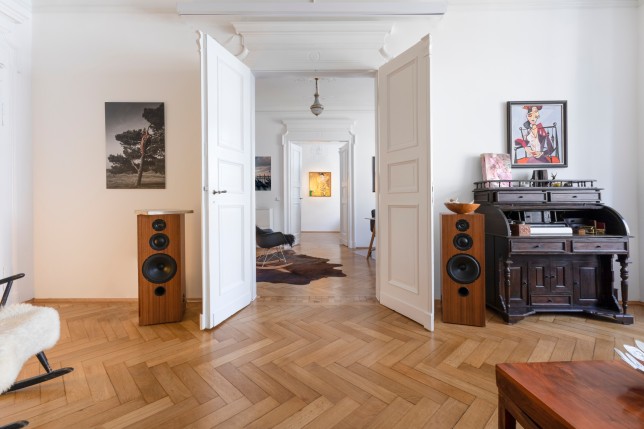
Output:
212,190,228,195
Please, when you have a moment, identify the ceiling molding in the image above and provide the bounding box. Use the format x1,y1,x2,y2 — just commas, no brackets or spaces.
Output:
0,0,30,23
178,2,447,17
447,0,639,9
232,21,393,71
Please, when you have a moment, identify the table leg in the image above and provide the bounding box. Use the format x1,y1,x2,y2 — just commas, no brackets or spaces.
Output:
366,229,376,259
498,396,516,429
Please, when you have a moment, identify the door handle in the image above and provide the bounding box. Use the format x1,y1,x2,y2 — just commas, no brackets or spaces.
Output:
212,190,228,195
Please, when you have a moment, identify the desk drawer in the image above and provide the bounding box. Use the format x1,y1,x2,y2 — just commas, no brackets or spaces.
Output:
531,295,572,306
549,192,601,202
572,240,628,254
496,192,546,203
511,240,567,253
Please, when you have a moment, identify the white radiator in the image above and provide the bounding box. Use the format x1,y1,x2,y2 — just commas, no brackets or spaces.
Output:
256,208,273,230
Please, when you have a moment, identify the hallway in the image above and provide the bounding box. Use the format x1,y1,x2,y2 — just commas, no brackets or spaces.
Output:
257,232,377,304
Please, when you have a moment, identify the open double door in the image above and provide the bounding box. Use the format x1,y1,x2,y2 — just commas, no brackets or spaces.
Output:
200,32,434,331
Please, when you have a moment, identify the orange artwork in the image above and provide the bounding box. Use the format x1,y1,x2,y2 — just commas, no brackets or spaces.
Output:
309,172,331,197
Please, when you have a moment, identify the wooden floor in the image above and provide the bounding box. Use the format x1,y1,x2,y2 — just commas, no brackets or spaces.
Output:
2,232,643,428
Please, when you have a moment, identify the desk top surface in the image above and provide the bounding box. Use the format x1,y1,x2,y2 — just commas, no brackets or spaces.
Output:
496,360,644,428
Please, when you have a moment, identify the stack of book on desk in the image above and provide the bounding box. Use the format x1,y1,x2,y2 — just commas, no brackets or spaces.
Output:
529,224,573,235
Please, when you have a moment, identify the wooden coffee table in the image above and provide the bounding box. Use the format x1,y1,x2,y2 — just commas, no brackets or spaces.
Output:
496,360,644,428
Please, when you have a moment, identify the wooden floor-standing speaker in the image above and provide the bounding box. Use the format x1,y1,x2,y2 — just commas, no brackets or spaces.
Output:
441,213,486,327
136,210,192,326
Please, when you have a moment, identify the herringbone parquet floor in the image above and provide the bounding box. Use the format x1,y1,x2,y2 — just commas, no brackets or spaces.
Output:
2,233,643,428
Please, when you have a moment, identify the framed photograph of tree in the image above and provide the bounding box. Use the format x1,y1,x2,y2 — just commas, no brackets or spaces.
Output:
507,100,567,168
105,102,165,189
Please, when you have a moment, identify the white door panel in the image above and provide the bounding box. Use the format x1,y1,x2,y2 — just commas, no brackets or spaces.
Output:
288,144,302,244
201,32,255,330
377,36,433,331
339,144,349,246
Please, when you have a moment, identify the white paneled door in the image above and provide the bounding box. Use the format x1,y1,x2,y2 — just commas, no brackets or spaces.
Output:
339,143,349,247
377,36,434,331
288,143,303,245
200,32,255,330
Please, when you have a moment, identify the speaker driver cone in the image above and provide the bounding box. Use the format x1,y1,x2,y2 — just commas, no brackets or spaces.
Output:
152,219,167,231
455,219,470,231
149,233,169,251
142,254,177,284
446,254,480,284
453,233,473,251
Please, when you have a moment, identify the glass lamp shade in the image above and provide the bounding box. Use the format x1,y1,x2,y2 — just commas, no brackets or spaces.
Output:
310,95,324,116
310,77,324,116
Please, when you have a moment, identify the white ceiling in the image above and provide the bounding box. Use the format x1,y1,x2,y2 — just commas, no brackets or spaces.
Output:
31,0,446,73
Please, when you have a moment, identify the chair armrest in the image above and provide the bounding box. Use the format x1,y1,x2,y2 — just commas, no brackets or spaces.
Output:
1,273,25,307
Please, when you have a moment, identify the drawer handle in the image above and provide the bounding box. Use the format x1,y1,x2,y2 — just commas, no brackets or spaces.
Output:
547,299,553,303
533,244,542,248
572,195,578,198
518,196,524,199
595,245,602,248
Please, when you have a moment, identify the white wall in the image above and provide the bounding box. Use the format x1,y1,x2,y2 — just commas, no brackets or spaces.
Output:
638,0,644,306
32,12,202,299
300,142,342,232
0,1,33,302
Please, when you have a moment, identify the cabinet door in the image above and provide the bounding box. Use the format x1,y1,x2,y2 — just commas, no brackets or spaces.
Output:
528,259,572,295
508,262,528,307
550,260,573,294
528,259,550,295
573,259,601,306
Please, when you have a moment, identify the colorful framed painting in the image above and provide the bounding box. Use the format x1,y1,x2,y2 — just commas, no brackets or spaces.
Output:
507,100,567,168
309,172,331,197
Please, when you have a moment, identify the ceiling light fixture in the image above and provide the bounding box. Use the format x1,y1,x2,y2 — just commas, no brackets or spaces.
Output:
310,78,324,117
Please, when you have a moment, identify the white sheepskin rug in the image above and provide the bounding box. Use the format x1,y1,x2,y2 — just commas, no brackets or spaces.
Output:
0,303,60,393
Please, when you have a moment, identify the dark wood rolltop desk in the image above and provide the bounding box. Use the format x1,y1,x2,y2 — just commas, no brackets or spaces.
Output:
473,179,633,324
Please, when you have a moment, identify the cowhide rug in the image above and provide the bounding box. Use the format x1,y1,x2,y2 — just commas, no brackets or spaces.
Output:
256,250,346,285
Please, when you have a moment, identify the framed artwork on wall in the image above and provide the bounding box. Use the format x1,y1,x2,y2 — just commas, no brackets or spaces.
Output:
309,172,331,197
507,100,567,168
105,102,165,189
255,156,271,191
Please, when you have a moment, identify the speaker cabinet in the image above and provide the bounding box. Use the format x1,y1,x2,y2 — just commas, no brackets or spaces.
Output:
137,213,187,326
441,213,486,327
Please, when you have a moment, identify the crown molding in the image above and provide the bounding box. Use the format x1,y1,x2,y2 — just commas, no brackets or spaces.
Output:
178,2,447,17
232,21,394,71
32,0,175,14
448,0,639,9
0,0,30,23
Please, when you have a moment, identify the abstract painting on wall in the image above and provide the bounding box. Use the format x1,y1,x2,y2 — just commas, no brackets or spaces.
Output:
105,102,165,189
255,156,271,191
309,172,331,197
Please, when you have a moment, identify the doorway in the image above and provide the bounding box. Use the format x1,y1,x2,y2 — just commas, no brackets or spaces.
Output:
281,118,359,249
201,34,434,331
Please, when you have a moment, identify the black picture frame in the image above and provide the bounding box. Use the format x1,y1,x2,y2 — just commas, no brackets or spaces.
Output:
507,100,567,168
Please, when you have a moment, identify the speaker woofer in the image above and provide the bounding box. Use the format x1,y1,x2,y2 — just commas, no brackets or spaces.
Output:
453,233,473,251
446,254,480,284
142,254,177,284
149,233,169,251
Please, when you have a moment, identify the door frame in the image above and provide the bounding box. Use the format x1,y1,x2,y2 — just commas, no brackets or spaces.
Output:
282,118,356,248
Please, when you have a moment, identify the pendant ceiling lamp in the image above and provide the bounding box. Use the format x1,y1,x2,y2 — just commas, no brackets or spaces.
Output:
310,77,324,116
